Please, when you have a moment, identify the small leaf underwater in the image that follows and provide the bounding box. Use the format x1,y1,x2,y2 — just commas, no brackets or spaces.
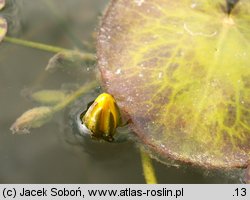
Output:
30,90,67,105
10,107,54,134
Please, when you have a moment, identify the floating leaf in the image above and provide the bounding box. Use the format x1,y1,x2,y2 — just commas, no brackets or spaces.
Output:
97,0,250,168
10,107,54,134
30,90,67,105
0,17,7,42
0,0,5,11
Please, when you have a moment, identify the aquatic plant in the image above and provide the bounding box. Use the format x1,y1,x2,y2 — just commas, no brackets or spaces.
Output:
1,0,249,183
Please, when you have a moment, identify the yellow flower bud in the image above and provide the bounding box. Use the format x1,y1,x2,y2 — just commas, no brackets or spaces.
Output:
82,93,121,142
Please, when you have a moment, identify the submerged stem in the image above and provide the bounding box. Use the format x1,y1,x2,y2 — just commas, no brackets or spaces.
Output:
140,148,158,184
4,36,69,53
53,80,98,112
3,36,96,61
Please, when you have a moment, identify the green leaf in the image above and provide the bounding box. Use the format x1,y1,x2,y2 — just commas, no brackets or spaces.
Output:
0,17,7,42
30,90,67,105
10,107,54,134
97,0,250,168
0,0,5,11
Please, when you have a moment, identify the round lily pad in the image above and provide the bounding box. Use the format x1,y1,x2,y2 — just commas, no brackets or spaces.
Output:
97,0,250,168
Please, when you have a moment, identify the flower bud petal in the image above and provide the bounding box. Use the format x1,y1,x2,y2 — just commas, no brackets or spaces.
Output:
82,93,121,142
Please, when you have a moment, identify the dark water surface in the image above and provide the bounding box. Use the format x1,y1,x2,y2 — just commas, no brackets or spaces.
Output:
0,0,242,183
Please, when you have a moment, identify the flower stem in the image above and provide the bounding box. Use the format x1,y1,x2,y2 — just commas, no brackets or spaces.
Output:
53,80,98,112
3,36,95,61
140,148,158,184
4,36,68,53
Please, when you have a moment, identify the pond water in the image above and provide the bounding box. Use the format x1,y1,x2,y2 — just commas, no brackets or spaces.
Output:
0,0,243,183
